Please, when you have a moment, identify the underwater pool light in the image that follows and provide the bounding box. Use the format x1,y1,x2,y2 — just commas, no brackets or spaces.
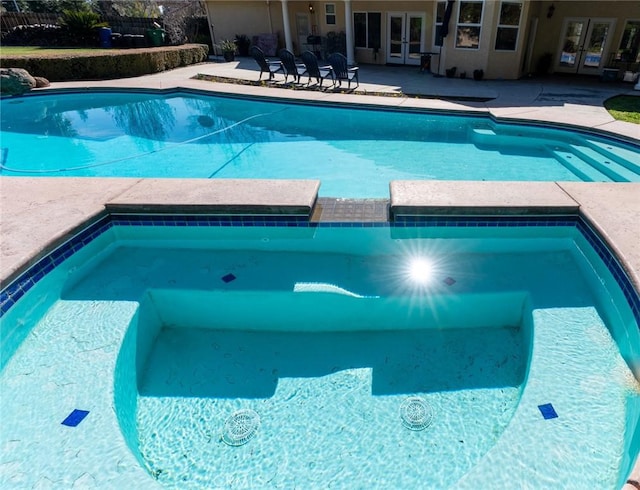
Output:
408,257,435,285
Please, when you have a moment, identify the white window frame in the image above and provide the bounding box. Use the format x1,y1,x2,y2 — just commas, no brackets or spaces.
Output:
455,0,484,50
615,18,640,63
494,1,523,51
325,3,336,25
354,11,382,49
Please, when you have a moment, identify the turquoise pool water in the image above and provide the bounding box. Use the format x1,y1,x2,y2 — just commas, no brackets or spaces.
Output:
1,218,639,488
1,90,639,197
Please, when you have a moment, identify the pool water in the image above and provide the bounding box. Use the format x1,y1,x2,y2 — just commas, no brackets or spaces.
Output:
1,221,639,488
1,90,639,197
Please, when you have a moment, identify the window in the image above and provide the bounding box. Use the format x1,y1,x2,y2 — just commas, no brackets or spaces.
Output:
494,2,522,51
325,4,336,25
615,20,640,63
354,12,381,49
456,0,483,49
434,1,446,47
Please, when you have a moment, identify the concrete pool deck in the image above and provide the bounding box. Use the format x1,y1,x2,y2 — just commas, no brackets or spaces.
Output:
1,59,639,486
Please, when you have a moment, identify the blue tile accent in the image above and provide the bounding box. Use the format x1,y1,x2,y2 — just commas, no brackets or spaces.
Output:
1,213,639,331
109,214,312,228
393,215,579,228
221,273,236,283
61,409,90,427
538,403,558,420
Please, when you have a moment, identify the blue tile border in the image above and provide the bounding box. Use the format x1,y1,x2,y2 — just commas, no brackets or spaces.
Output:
576,218,640,325
110,214,312,227
1,216,113,315
1,213,639,328
391,215,579,228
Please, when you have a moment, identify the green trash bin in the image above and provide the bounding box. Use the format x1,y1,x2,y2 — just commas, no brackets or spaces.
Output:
146,28,165,47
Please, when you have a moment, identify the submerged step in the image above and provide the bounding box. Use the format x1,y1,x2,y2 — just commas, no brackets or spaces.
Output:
550,148,612,182
140,288,528,332
470,127,549,149
569,144,638,182
585,139,640,172
134,290,531,400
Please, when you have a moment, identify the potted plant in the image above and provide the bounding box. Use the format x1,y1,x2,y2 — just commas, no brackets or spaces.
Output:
218,39,237,62
535,52,553,76
235,34,250,56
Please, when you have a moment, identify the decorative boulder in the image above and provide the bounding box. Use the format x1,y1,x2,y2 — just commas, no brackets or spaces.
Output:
34,76,50,88
0,68,37,95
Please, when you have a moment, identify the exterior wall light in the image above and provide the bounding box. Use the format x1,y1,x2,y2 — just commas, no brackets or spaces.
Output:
309,3,315,14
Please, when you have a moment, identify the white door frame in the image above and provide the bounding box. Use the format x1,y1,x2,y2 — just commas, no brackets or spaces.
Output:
386,12,426,65
555,17,616,74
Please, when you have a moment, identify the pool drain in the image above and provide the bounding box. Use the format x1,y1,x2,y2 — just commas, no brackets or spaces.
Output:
222,409,260,446
400,397,433,431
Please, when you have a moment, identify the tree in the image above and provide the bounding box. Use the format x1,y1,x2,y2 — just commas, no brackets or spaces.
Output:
108,0,161,18
6,0,93,13
162,0,206,45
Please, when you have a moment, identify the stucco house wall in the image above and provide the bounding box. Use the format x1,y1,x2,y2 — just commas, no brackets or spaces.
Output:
204,0,640,80
529,0,639,67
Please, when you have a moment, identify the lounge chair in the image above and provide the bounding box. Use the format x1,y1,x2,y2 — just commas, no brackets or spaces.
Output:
327,53,359,89
301,51,334,88
278,49,307,84
249,45,283,81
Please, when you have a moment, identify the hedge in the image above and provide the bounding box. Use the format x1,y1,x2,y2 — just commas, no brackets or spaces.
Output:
0,44,209,82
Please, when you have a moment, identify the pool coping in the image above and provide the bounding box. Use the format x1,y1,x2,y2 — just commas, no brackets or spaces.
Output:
0,177,320,289
4,178,637,293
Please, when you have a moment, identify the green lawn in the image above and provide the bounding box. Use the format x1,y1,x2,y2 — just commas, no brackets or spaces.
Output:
604,95,640,124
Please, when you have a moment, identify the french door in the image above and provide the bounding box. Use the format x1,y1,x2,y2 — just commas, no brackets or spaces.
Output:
386,12,426,65
556,18,616,74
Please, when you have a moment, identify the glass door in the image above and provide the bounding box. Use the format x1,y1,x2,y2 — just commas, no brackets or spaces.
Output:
387,12,405,63
295,13,311,56
556,18,616,74
580,19,615,73
387,12,425,65
407,13,425,64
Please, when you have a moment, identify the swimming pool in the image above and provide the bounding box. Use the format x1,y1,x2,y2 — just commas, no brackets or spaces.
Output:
1,89,639,197
1,214,639,488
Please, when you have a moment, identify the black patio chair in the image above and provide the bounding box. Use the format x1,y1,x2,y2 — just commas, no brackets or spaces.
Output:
327,53,359,89
301,50,334,88
249,45,283,81
278,48,307,84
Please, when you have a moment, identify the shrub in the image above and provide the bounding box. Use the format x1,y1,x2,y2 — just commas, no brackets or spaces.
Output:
235,34,250,56
1,24,63,46
0,44,209,81
59,9,105,46
217,39,237,53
